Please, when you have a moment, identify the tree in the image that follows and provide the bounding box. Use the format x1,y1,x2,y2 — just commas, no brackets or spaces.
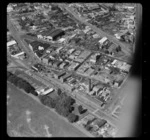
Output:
78,105,84,114
17,78,26,89
67,113,79,123
39,95,51,106
85,124,93,131
30,90,38,96
69,106,75,113
55,102,64,115
9,75,19,86
49,97,56,108
57,88,62,96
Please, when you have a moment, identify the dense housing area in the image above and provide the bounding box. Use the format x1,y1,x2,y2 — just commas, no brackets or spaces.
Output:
7,3,139,137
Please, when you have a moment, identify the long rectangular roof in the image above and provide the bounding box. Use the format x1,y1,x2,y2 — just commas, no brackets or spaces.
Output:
40,29,64,37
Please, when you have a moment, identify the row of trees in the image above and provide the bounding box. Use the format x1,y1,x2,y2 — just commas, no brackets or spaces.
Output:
39,88,79,123
7,71,38,96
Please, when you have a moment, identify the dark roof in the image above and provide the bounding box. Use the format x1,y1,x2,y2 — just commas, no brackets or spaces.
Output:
40,28,56,36
29,41,50,57
94,119,107,127
30,41,49,48
49,29,64,38
39,29,64,38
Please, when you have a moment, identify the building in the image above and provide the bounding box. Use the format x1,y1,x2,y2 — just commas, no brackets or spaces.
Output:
36,87,45,95
59,62,66,69
7,40,17,47
11,52,25,59
29,41,50,58
53,60,62,68
7,5,13,12
42,56,49,65
60,73,72,83
50,29,65,41
78,50,91,60
85,68,94,76
38,29,65,41
92,85,104,96
58,38,66,43
67,62,80,71
41,88,54,95
68,48,76,54
56,46,63,53
99,37,108,45
83,26,91,33
54,71,66,79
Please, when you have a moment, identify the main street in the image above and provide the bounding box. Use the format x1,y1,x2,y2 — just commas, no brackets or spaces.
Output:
59,4,133,59
9,50,118,127
7,12,118,129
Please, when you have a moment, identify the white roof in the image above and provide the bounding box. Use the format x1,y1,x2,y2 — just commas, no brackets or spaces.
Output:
7,40,17,47
12,52,24,57
56,47,63,53
111,59,117,65
99,37,107,44
38,46,44,50
58,38,66,42
41,88,54,95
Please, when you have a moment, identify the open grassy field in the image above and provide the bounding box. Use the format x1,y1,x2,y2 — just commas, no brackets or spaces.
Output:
7,83,87,137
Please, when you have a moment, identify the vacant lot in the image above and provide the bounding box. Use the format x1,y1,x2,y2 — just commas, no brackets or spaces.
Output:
7,83,87,137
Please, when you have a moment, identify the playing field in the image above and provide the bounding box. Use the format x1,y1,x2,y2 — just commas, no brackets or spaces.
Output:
7,83,87,137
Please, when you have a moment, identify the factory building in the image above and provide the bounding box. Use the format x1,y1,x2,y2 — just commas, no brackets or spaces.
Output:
37,29,65,41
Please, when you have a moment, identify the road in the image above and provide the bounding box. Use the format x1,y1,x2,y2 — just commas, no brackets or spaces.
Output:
59,4,133,57
7,16,39,64
8,47,118,127
7,12,119,132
